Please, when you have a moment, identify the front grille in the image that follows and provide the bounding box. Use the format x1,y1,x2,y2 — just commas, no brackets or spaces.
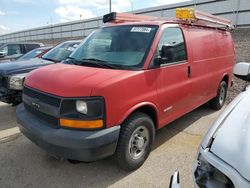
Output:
23,86,61,128
23,87,61,107
24,103,59,128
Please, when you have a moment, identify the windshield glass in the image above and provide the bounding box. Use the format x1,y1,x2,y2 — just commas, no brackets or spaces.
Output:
69,25,158,69
18,48,44,61
42,42,79,62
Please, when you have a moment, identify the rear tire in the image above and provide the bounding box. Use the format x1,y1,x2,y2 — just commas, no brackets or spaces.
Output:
209,81,227,110
115,112,155,171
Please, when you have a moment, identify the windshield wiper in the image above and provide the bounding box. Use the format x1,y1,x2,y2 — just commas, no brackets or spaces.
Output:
65,57,79,65
42,57,56,62
77,58,118,69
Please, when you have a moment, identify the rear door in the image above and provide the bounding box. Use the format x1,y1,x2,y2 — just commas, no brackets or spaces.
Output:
155,26,193,127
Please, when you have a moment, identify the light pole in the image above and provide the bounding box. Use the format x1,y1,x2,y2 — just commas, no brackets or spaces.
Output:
109,0,111,13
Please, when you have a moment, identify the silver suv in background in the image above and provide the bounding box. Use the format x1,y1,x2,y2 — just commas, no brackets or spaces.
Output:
0,42,44,63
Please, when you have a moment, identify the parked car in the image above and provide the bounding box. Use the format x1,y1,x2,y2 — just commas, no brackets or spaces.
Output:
17,10,235,171
17,46,52,61
0,40,80,105
0,42,44,63
193,63,250,187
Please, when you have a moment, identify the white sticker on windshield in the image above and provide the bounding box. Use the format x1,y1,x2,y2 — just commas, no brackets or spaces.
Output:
131,27,151,33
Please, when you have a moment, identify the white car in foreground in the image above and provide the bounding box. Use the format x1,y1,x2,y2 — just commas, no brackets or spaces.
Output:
194,62,250,187
170,62,250,188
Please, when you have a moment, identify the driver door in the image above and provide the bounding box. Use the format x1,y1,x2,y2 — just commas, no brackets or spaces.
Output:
155,27,193,128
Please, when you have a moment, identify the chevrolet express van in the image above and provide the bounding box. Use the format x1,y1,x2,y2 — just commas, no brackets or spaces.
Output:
17,9,235,171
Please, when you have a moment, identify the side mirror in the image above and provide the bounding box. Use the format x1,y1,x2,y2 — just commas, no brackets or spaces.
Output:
154,45,174,66
233,62,250,81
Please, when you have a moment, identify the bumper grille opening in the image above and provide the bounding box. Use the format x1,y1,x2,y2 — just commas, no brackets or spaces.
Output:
23,87,61,107
24,103,59,128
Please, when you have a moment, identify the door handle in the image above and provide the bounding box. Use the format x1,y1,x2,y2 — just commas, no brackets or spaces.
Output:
188,66,191,78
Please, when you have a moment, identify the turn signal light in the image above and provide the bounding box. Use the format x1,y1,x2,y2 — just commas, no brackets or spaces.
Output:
60,119,103,129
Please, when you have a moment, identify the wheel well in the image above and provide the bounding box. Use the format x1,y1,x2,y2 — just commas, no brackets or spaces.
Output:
129,105,158,128
222,74,229,86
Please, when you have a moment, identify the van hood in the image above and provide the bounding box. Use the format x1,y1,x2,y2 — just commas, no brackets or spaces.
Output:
25,63,132,97
0,58,53,76
202,86,250,181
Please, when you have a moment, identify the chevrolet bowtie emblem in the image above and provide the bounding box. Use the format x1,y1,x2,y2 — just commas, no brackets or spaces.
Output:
31,101,40,109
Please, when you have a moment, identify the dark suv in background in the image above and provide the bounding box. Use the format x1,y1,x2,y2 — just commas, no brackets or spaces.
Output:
0,40,81,105
0,42,44,63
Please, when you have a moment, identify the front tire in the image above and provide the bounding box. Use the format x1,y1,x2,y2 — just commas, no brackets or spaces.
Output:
115,112,155,171
209,81,227,110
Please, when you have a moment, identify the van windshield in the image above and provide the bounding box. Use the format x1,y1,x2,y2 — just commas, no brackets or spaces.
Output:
69,25,158,70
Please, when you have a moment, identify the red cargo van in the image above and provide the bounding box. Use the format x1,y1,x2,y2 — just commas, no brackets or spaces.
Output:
17,9,235,171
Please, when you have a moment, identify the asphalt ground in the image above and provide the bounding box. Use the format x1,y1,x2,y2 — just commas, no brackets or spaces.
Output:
0,102,223,188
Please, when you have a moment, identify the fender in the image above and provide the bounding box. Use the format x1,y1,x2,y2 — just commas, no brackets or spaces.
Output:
118,102,160,127
220,73,230,87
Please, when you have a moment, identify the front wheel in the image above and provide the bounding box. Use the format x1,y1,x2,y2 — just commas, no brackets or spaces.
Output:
209,81,227,110
115,112,155,171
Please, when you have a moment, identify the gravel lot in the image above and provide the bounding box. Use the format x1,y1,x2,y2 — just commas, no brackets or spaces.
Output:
0,78,246,188
227,76,249,104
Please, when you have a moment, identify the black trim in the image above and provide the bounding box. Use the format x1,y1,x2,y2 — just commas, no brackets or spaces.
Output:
103,12,117,23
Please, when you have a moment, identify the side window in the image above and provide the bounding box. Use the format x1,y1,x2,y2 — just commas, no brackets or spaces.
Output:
7,44,22,56
157,27,187,64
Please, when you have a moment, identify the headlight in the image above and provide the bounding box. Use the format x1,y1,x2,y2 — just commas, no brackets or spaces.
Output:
60,97,105,129
76,100,88,114
8,73,27,90
194,152,234,187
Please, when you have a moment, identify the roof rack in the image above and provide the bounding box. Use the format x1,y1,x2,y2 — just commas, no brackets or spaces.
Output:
103,8,234,30
103,12,159,24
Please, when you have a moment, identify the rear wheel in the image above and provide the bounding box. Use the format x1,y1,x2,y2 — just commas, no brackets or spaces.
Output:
209,81,227,110
115,112,155,171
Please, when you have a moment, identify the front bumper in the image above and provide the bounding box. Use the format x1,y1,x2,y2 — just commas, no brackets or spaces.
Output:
16,104,120,162
0,85,22,104
193,147,249,188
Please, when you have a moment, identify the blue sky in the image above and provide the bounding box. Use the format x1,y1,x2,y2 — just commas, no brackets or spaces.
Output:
0,0,190,34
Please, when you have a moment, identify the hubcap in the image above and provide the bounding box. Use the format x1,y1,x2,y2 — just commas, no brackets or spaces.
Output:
128,126,149,160
219,86,226,105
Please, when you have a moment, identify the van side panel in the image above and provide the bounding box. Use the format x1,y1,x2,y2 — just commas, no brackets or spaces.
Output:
188,26,234,105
